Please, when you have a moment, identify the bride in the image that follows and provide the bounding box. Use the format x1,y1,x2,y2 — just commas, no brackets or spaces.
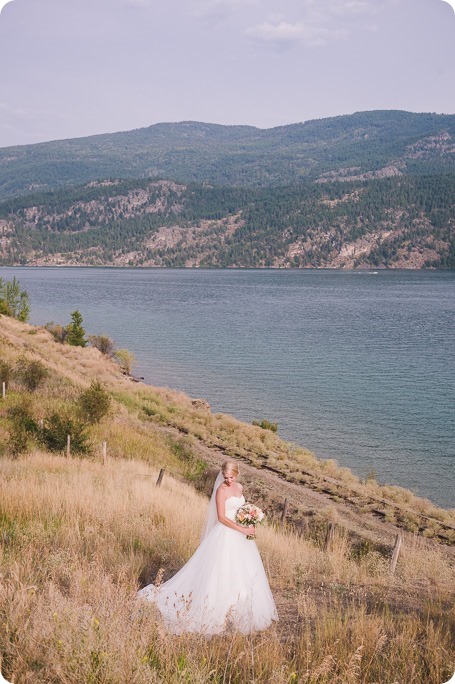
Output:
137,460,278,635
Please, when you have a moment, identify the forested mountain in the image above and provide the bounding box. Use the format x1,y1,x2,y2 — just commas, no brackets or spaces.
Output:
1,110,454,200
1,110,453,269
1,174,453,269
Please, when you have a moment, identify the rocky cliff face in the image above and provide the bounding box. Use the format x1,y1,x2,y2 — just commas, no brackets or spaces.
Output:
1,174,453,269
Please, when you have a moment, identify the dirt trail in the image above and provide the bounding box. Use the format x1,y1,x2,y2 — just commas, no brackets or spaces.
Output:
161,425,455,560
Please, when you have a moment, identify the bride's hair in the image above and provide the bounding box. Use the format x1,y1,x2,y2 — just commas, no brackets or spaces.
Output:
222,460,239,476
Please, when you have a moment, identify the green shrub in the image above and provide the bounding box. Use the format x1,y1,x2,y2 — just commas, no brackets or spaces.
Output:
0,300,12,316
7,425,29,457
6,396,38,457
168,437,207,483
77,381,111,425
252,419,278,433
15,358,48,391
45,321,68,343
7,396,37,433
114,348,136,375
142,403,157,417
88,334,115,357
0,360,13,388
40,411,90,454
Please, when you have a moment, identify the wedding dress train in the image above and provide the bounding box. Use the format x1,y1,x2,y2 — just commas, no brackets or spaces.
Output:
137,495,278,635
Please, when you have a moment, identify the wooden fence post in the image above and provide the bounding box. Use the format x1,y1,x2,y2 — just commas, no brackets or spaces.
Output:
66,434,71,459
2,381,5,399
102,441,107,466
156,468,165,487
390,534,402,575
299,518,308,538
281,498,288,527
324,522,335,551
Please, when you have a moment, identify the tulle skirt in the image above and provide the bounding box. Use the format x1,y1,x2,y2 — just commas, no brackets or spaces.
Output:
137,522,278,635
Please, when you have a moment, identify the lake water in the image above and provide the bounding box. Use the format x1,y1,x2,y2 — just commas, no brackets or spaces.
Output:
1,267,454,508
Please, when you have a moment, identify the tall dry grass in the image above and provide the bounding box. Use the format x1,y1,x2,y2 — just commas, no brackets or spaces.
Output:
1,316,455,681
0,454,454,683
1,315,454,539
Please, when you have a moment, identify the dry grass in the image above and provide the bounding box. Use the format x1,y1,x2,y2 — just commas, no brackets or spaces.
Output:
1,314,455,682
1,315,454,539
0,454,454,683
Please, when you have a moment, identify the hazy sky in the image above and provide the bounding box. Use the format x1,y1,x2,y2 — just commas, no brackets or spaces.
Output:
0,0,454,147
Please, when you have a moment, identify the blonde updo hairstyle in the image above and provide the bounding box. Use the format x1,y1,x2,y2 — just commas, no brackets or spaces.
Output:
222,460,239,477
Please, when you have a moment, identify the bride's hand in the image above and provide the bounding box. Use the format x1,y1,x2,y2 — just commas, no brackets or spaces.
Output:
245,525,255,537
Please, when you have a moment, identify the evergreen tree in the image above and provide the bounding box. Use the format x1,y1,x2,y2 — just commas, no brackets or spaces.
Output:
66,310,86,347
18,290,30,322
0,276,30,321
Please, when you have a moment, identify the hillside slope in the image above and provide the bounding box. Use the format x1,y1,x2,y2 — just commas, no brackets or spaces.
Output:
1,313,454,544
0,313,454,683
1,174,454,268
1,110,454,199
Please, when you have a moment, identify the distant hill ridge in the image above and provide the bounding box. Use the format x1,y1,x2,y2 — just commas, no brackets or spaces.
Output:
1,110,453,269
1,110,455,199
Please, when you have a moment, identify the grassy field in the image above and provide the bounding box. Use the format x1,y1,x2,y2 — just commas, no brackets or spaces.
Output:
0,315,454,683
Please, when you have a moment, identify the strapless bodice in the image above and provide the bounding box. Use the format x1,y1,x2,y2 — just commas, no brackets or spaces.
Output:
225,495,245,521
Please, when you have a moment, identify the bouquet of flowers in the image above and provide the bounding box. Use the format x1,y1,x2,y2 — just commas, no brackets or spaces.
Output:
235,502,265,540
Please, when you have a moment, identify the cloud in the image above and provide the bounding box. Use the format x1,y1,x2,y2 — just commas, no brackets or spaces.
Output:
245,20,348,49
243,1,396,53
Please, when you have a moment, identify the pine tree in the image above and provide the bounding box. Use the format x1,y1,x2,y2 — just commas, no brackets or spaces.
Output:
66,310,86,347
0,276,30,321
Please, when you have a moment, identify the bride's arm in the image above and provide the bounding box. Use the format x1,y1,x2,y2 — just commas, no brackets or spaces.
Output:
215,487,255,537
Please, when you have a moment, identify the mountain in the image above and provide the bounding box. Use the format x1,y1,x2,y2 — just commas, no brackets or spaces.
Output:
1,174,453,269
1,110,453,269
1,110,455,200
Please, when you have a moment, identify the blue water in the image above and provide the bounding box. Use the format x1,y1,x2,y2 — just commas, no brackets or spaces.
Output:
1,267,454,508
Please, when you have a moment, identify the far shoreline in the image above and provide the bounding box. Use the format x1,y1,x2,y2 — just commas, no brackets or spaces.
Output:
1,264,453,271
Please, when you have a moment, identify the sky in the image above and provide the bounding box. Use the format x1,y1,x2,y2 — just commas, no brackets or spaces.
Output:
0,0,454,148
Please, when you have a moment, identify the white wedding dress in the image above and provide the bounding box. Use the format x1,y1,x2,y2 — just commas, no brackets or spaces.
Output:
137,494,278,635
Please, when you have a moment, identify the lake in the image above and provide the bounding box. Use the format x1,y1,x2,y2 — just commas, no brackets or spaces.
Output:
1,267,454,508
